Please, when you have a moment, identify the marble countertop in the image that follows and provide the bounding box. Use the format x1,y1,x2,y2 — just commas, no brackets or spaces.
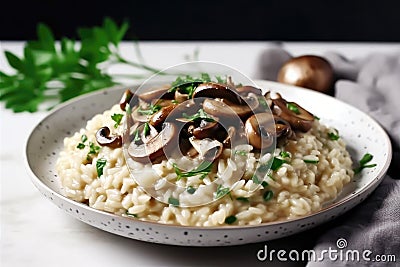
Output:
1,41,399,267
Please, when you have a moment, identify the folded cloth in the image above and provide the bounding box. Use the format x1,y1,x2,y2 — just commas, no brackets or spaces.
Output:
257,46,400,266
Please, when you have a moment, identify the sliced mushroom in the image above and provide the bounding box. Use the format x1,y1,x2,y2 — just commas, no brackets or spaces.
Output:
236,85,262,96
140,123,159,144
138,84,174,102
131,105,150,123
245,113,275,150
272,98,314,132
128,123,177,163
189,137,223,162
192,82,242,104
273,116,294,138
174,90,189,103
96,127,122,148
191,119,220,139
149,104,176,128
202,95,258,119
222,126,236,148
119,89,137,111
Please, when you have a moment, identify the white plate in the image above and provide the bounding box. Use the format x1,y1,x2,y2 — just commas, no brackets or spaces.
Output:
25,80,392,246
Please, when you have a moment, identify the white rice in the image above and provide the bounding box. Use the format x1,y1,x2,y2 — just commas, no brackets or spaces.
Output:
56,104,354,226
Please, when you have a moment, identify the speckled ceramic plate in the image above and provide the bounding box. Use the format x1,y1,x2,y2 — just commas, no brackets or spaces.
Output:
25,80,392,246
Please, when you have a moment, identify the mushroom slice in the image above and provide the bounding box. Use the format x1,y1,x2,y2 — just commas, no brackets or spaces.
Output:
128,123,177,163
174,90,189,103
273,116,294,138
192,82,243,104
236,85,262,96
119,89,138,111
272,98,314,132
131,105,150,123
245,113,275,150
222,126,236,148
191,119,220,139
149,104,176,128
138,84,174,102
202,96,258,119
189,137,223,162
96,126,122,148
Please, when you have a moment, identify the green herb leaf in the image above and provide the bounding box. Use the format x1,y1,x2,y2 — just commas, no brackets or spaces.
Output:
96,158,107,177
353,153,377,174
143,122,150,136
137,104,161,115
279,151,291,158
271,157,287,171
81,134,88,143
173,161,213,180
236,197,249,202
287,102,300,114
252,175,262,185
186,186,196,194
314,115,320,120
215,184,230,199
261,181,269,187
328,132,340,141
77,143,85,149
111,113,124,128
182,108,215,122
126,212,138,218
235,150,248,156
263,190,274,201
225,215,237,224
168,197,179,206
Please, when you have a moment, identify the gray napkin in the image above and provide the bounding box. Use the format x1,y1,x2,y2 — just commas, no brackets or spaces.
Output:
257,46,400,266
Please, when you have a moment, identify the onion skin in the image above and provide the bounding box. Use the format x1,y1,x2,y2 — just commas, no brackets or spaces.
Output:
277,55,334,94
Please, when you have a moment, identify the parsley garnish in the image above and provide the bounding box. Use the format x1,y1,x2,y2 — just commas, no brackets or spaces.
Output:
252,175,262,185
88,142,101,155
314,115,320,120
215,184,230,199
303,155,319,164
236,197,249,202
173,161,213,180
168,197,180,206
143,122,150,136
186,186,196,194
76,143,85,149
328,129,340,141
0,18,163,113
96,158,107,177
263,190,274,201
111,113,124,128
270,157,287,171
81,134,88,143
182,108,215,122
353,153,377,174
137,104,161,115
279,151,291,158
126,212,138,218
225,215,237,224
287,103,300,114
168,74,210,98
235,150,248,156
261,181,269,187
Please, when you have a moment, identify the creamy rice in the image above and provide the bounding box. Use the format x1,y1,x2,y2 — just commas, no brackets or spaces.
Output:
56,104,354,226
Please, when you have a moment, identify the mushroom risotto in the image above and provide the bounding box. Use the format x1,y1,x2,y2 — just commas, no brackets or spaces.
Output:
56,75,354,226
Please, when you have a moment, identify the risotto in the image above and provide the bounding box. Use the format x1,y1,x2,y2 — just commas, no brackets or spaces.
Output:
56,78,353,226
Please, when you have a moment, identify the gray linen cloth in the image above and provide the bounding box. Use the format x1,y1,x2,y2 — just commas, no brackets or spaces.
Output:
257,45,400,266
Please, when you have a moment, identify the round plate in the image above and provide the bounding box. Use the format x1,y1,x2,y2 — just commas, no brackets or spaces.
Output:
25,80,392,246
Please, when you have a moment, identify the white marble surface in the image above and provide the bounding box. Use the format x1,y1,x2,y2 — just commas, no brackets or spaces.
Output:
1,41,399,267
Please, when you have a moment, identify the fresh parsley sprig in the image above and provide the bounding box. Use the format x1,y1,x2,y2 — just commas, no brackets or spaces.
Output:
173,161,213,180
0,18,163,112
353,153,377,174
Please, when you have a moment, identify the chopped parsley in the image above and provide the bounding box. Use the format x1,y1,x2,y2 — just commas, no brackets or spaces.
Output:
168,74,211,98
76,143,85,149
182,108,215,122
328,129,340,141
186,186,196,194
287,102,300,114
96,158,107,177
133,129,140,142
261,181,269,187
236,197,249,202
279,150,291,158
303,155,319,164
143,122,150,136
270,157,287,171
252,175,262,185
215,184,230,199
353,153,377,174
111,113,124,128
168,197,180,206
137,104,161,115
263,190,274,201
81,134,88,143
225,215,237,224
173,161,213,180
88,142,101,155
314,115,320,120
